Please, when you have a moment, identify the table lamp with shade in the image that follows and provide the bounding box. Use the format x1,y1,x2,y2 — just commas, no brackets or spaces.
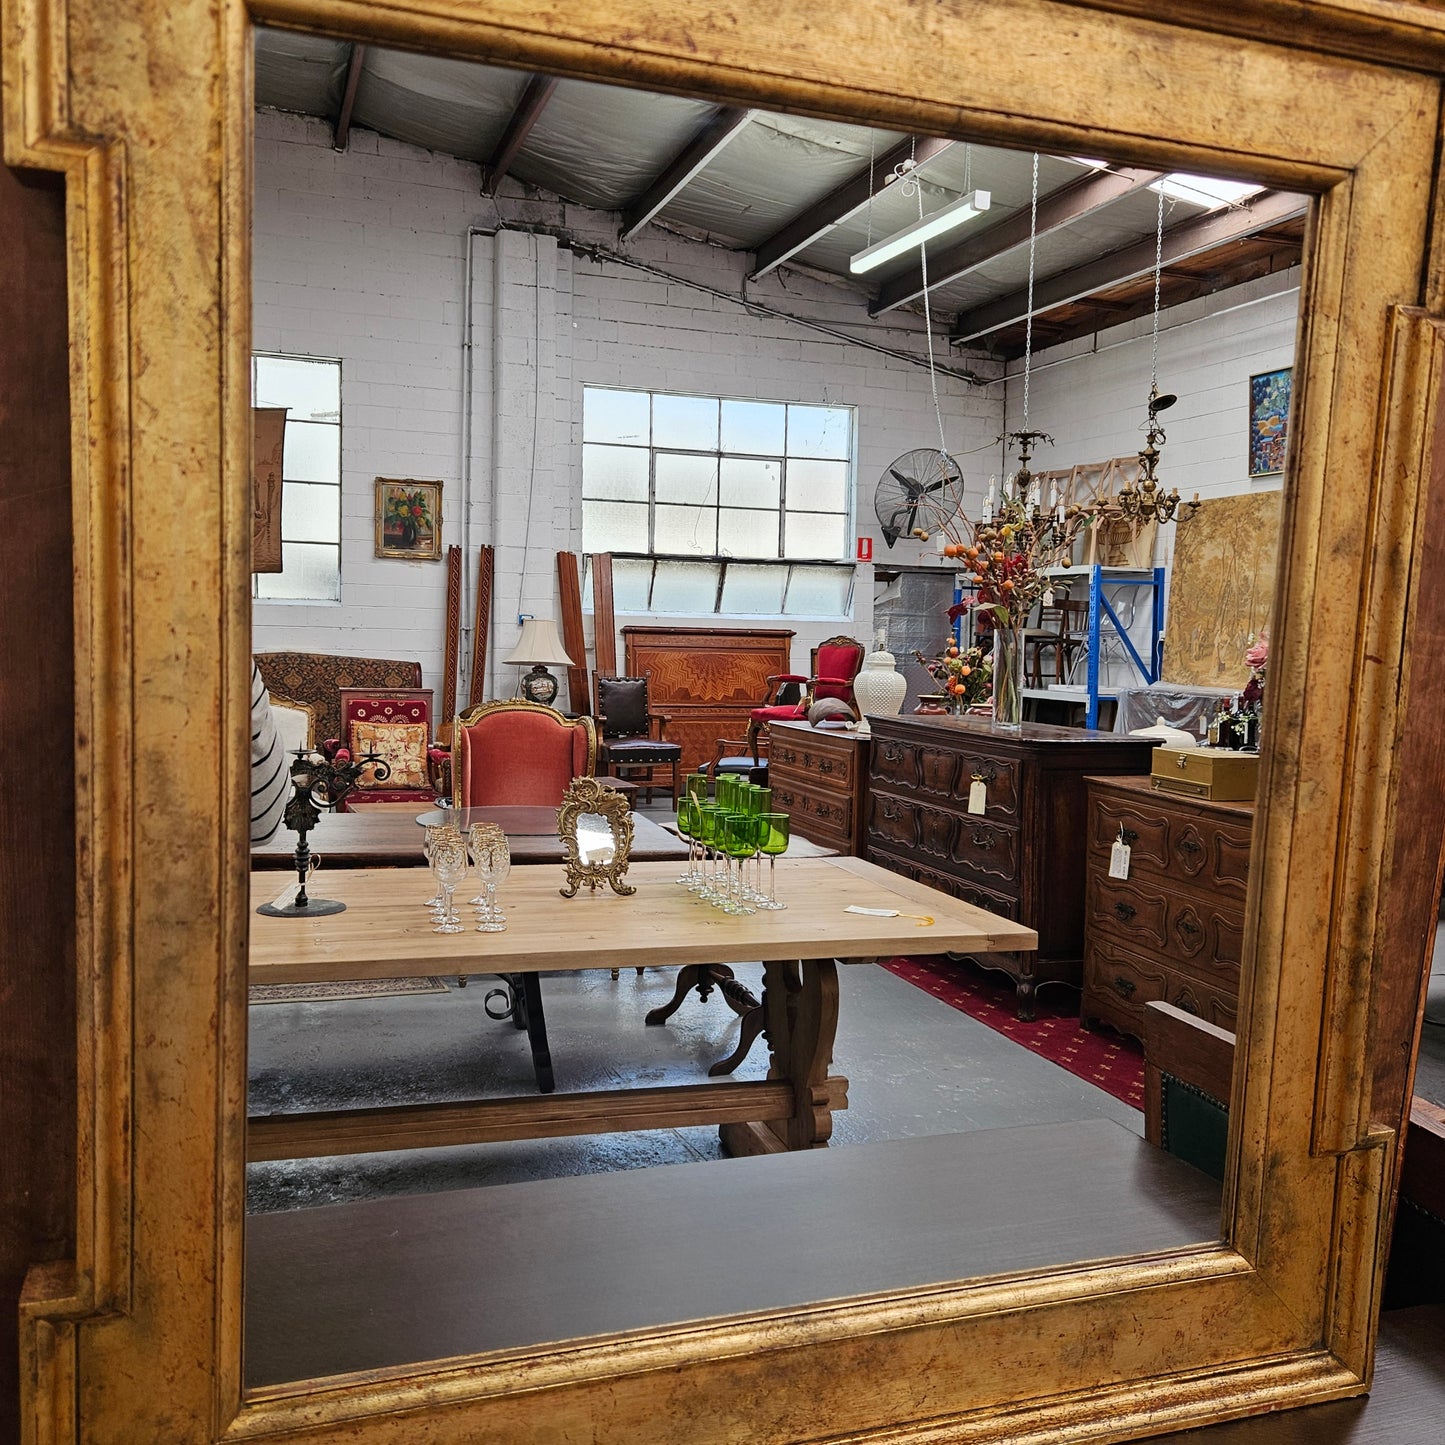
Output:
503,616,575,706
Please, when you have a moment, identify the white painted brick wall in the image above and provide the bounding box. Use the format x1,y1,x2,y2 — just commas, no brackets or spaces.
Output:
252,108,1005,698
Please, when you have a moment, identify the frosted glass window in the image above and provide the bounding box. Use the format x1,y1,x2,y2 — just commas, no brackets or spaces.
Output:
611,559,653,610
655,503,718,556
786,458,850,513
720,457,781,509
787,404,851,459
720,564,786,615
582,444,649,501
252,353,341,604
584,388,650,445
653,393,719,451
279,420,340,485
282,482,341,544
719,508,780,558
255,543,342,602
254,355,340,421
722,400,786,455
651,560,721,612
655,453,718,506
784,565,853,616
582,500,648,552
784,511,846,559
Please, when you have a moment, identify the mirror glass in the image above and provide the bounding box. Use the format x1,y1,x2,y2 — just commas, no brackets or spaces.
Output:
245,22,1293,1390
576,814,617,864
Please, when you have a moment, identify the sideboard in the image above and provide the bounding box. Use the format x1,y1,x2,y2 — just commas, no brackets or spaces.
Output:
766,719,867,855
864,715,1157,1017
621,626,793,776
1081,774,1254,1041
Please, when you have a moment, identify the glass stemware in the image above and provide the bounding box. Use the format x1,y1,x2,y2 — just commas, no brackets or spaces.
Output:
722,811,757,915
467,821,505,909
758,811,789,909
694,804,721,900
675,796,699,885
431,840,467,933
474,834,510,932
423,823,460,912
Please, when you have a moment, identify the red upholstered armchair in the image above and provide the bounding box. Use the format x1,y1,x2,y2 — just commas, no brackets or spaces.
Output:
336,688,449,809
745,635,865,762
452,700,597,808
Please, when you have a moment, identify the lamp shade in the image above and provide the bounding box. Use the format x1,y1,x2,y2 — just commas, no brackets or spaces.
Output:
502,616,575,667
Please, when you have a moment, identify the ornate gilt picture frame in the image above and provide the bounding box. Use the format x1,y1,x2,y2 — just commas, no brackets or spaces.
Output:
9,1,1445,1441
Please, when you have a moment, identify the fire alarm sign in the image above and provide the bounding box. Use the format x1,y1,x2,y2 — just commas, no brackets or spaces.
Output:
856,537,873,562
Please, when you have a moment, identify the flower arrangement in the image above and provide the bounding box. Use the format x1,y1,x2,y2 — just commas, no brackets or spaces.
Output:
1241,628,1268,707
914,643,992,710
387,488,432,534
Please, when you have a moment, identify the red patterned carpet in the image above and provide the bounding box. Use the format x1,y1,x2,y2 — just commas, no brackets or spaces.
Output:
881,955,1144,1111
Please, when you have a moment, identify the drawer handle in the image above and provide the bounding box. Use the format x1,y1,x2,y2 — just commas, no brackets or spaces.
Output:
1178,918,1200,936
970,831,996,850
1113,976,1137,999
1119,826,1138,844
775,748,796,765
881,744,904,764
1176,838,1202,855
970,763,998,784
817,758,836,775
1113,900,1137,921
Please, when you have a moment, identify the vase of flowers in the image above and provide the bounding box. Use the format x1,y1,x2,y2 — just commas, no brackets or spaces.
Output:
937,437,1099,731
915,643,993,714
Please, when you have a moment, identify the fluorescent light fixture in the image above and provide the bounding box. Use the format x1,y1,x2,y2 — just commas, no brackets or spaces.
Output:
1151,173,1263,209
849,189,992,274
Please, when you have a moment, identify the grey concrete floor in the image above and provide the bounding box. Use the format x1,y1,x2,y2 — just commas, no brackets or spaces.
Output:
248,941,1141,1214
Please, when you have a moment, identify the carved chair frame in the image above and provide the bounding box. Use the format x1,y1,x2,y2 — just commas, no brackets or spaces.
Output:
9,0,1445,1440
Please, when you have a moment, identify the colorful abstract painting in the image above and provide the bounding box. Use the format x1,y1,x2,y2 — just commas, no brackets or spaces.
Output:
1248,367,1292,477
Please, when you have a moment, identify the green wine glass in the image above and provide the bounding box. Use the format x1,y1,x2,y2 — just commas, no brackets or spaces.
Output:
758,812,789,910
722,811,757,915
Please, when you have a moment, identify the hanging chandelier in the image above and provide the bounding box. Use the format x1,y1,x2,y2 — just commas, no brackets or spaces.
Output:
1117,187,1200,527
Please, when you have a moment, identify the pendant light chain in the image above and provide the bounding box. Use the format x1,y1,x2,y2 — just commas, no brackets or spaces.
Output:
865,130,877,248
916,157,951,462
1150,183,1165,394
1022,151,1039,430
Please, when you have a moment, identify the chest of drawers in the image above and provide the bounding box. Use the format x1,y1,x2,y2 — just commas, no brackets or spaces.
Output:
1081,774,1255,1041
765,720,866,855
864,716,1157,1017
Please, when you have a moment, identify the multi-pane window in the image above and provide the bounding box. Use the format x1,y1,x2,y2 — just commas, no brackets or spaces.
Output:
252,353,342,602
581,387,855,617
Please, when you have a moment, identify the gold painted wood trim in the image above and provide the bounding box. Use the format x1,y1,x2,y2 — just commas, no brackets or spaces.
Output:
6,0,1445,1440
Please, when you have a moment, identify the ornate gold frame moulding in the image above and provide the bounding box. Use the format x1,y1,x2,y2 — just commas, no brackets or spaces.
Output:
556,776,636,898
9,0,1445,1440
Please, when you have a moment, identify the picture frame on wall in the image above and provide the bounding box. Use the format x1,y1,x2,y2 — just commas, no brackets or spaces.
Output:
374,477,443,560
1247,367,1292,477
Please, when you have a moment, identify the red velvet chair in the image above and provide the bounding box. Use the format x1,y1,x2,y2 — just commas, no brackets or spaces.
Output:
336,687,448,809
452,699,597,807
745,635,865,763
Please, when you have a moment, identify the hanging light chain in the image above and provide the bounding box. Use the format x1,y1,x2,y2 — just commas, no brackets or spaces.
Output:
917,163,951,462
1150,184,1165,394
1023,151,1039,430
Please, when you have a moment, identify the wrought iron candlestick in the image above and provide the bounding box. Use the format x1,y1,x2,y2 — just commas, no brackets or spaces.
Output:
255,747,390,918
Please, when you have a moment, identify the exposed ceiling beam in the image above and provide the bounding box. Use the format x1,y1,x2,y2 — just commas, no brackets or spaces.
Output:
871,165,1163,316
620,107,753,241
950,189,1309,345
332,43,366,153
481,75,558,196
748,137,954,281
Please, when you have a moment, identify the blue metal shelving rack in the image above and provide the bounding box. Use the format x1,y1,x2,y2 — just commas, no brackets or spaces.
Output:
1079,565,1166,728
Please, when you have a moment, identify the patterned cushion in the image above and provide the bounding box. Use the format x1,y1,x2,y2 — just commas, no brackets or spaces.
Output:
350,720,430,789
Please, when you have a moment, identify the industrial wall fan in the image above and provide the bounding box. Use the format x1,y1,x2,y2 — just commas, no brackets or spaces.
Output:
873,449,965,547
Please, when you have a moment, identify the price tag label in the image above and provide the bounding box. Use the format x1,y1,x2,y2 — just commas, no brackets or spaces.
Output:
967,778,987,815
268,880,301,910
1108,841,1132,880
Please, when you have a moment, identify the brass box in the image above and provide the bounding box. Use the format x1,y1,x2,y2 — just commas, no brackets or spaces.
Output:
1150,746,1260,801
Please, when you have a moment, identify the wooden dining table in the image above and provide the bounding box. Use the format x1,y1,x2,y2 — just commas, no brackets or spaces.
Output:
247,857,1037,1162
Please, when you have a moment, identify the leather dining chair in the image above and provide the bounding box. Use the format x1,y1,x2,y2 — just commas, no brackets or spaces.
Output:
592,673,682,805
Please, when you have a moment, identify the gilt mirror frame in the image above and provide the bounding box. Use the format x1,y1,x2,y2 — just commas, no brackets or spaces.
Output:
9,0,1445,1438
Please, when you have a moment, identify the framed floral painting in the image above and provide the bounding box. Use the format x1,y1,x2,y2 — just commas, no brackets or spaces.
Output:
374,477,442,560
1247,367,1292,477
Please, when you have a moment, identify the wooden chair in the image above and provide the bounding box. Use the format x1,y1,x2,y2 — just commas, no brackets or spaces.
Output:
591,673,682,805
745,634,864,763
1023,597,1090,687
451,699,596,808
1142,1001,1235,1182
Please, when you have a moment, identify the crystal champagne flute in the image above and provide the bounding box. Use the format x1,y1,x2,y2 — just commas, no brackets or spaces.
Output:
431,840,467,934
758,811,789,909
